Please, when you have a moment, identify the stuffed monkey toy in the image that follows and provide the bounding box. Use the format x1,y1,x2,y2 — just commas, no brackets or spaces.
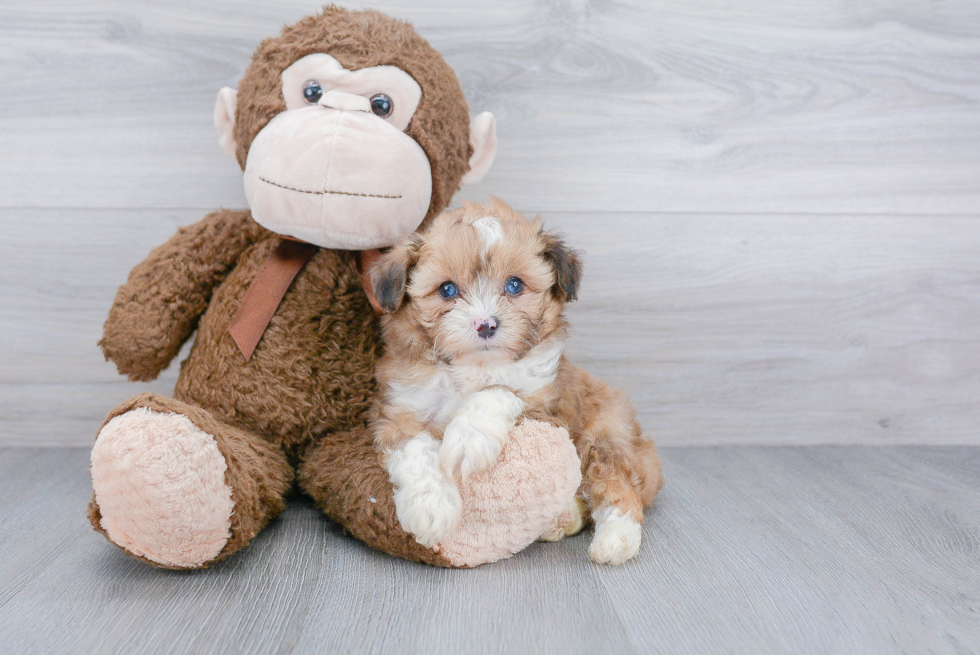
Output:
87,6,582,569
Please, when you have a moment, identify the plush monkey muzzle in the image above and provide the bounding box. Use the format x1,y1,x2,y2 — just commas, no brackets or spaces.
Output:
243,106,432,250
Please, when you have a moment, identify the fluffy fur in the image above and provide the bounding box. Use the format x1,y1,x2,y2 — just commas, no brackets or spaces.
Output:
371,199,663,563
386,431,462,547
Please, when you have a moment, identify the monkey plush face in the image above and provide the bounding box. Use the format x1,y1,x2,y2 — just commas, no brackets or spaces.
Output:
213,8,497,250
241,53,432,248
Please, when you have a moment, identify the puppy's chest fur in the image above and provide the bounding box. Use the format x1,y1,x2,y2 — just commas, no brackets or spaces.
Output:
384,342,564,431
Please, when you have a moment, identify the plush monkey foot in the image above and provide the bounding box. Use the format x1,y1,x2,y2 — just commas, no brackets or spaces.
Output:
434,419,582,567
299,418,581,567
89,393,292,569
91,408,235,568
538,497,588,543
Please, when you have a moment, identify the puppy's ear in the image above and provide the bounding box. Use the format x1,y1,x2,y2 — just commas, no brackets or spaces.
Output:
540,231,583,302
371,236,422,313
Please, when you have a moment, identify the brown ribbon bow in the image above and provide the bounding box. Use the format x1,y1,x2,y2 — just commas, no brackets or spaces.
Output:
228,239,383,361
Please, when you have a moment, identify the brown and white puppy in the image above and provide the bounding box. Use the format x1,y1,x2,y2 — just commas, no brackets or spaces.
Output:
369,199,662,564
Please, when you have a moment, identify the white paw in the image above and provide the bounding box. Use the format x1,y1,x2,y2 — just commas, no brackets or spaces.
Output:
387,432,462,547
440,388,524,479
589,507,642,565
440,421,503,480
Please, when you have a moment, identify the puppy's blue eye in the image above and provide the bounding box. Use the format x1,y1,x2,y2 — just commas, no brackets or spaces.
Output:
303,80,324,104
505,276,524,295
438,281,458,299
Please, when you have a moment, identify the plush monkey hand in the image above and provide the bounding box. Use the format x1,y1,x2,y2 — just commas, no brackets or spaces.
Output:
101,210,263,381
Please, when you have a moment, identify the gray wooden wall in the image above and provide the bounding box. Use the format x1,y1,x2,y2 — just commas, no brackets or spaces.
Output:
2,1,979,446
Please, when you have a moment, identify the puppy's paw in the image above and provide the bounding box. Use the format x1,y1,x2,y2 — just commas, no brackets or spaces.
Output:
589,507,642,565
386,432,462,547
440,388,525,479
440,421,503,481
395,483,462,548
539,497,587,542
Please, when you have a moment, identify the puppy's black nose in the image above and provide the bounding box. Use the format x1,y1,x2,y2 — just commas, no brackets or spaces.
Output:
476,317,498,339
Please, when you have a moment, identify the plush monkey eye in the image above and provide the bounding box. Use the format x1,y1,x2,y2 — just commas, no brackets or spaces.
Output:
504,277,525,296
438,281,458,299
370,93,394,118
303,80,324,104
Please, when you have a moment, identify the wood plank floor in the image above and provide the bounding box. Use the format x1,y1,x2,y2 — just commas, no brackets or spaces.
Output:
1,446,977,654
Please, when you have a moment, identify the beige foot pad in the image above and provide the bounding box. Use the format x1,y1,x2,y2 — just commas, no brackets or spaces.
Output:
91,408,234,568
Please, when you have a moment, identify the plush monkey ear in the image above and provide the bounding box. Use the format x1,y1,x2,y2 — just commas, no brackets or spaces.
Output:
460,112,497,185
541,232,583,302
371,236,422,313
213,87,238,159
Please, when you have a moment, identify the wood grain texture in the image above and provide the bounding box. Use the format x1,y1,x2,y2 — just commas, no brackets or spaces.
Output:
0,1,979,213
0,446,977,654
3,208,978,446
2,1,979,446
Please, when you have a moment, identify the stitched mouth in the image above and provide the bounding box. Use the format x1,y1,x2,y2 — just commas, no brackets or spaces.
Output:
259,177,401,199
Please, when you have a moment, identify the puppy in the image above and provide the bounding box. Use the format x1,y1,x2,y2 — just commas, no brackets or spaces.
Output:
369,199,662,565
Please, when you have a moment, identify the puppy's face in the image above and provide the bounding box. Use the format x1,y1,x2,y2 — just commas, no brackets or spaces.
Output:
372,200,582,365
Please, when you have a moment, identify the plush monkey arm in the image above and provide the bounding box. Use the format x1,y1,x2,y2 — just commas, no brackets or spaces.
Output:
101,209,265,381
